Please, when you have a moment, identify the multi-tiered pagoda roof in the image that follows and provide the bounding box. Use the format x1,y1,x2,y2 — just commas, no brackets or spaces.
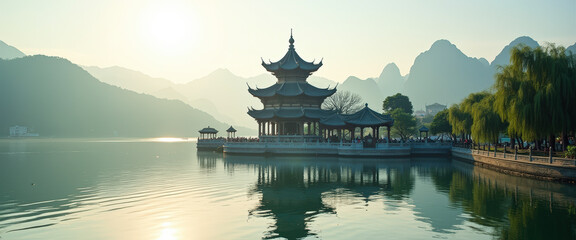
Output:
247,32,394,139
248,81,336,98
248,32,336,120
261,34,322,73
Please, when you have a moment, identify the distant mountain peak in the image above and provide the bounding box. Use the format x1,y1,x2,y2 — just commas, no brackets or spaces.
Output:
430,39,455,49
508,36,538,47
379,63,401,79
491,36,539,67
423,39,467,59
205,68,239,79
0,40,26,59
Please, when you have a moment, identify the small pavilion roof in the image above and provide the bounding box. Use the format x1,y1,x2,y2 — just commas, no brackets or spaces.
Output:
341,104,394,127
226,126,237,132
261,33,322,73
320,113,347,127
198,126,218,134
248,82,336,98
419,126,429,132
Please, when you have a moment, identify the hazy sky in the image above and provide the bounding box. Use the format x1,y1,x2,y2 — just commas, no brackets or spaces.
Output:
1,0,575,83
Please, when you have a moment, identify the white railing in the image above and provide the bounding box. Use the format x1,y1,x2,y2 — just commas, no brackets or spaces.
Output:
452,147,576,167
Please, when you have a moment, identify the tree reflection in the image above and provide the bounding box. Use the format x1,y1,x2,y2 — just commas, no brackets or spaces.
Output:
428,162,576,239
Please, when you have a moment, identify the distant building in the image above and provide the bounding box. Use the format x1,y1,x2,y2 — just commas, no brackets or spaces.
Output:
425,103,446,116
9,125,39,137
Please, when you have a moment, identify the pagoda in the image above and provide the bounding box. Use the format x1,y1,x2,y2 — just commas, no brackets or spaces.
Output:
248,32,336,139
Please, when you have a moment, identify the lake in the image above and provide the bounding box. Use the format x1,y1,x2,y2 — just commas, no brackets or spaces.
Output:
0,139,574,240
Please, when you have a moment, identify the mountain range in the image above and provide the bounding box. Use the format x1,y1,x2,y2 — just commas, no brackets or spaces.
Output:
1,37,574,137
84,36,575,125
0,55,251,137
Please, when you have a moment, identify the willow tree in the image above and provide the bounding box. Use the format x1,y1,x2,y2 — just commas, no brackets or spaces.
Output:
494,44,576,150
468,93,505,144
451,92,505,144
448,104,471,140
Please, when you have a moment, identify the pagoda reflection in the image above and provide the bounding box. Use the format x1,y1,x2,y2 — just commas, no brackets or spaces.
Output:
223,155,414,239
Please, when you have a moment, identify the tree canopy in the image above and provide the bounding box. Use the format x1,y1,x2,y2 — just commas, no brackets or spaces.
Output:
493,44,576,148
383,93,413,115
448,104,472,139
390,108,417,141
430,109,452,139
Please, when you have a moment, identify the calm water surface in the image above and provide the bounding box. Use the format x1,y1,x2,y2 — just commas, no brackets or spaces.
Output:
0,139,575,240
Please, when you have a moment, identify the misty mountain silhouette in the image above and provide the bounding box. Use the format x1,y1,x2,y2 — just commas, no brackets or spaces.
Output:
376,63,405,98
0,40,26,59
83,65,175,94
403,39,493,109
5,35,564,131
339,76,383,108
491,36,539,69
0,55,248,137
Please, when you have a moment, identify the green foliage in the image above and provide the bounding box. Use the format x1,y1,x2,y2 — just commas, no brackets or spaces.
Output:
390,108,417,141
0,55,235,137
383,93,414,115
467,92,505,143
493,44,576,142
448,104,472,137
449,92,505,143
430,109,451,136
565,146,576,159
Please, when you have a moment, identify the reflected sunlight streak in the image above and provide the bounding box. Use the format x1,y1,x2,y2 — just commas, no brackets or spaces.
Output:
157,222,178,240
153,137,191,142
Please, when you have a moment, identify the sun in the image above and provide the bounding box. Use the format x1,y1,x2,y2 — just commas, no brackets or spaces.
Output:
141,3,197,55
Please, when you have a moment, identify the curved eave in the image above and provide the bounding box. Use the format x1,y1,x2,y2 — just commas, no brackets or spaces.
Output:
249,83,336,98
247,109,275,119
248,108,334,120
320,114,347,127
262,48,322,73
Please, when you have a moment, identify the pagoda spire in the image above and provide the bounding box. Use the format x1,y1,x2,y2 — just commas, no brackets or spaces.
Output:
261,30,322,75
289,29,294,48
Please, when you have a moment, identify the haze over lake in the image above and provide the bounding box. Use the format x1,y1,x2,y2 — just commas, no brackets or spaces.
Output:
1,139,574,239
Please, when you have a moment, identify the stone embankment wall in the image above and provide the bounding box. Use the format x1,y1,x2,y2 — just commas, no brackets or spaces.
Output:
452,147,576,183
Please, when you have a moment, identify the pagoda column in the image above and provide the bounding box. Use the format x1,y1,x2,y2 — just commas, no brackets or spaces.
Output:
258,122,261,136
387,126,391,141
